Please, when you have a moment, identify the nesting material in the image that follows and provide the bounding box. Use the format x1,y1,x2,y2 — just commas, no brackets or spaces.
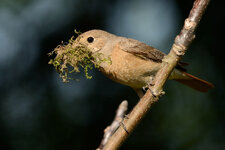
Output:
48,35,111,82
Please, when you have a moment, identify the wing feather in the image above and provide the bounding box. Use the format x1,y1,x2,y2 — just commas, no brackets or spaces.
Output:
118,38,165,62
118,38,188,71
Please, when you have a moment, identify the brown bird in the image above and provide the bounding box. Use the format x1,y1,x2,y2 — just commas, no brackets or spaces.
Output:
75,29,214,97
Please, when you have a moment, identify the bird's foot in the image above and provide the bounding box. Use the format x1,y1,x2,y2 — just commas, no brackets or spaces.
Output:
142,76,155,92
149,88,165,98
144,85,165,98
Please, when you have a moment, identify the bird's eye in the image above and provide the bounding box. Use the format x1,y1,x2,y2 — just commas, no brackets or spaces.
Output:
87,37,94,43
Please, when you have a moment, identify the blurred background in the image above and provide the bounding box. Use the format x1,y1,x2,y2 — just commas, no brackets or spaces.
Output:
0,0,224,149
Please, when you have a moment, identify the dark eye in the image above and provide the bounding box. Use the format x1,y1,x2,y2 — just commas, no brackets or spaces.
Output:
87,37,94,43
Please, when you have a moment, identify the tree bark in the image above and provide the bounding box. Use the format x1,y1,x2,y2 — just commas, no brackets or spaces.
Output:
102,0,210,149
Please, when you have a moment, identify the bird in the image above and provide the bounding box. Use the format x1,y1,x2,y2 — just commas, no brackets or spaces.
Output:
74,29,214,97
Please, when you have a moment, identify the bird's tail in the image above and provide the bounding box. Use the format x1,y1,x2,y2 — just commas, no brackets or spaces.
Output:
175,72,214,92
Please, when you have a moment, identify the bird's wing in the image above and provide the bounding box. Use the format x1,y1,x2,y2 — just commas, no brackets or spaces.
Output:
118,38,188,71
118,38,165,63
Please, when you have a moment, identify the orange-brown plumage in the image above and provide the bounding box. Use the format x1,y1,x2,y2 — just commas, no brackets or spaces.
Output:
75,29,214,94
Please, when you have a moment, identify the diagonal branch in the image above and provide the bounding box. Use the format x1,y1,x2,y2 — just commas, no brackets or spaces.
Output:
102,0,210,149
97,100,128,150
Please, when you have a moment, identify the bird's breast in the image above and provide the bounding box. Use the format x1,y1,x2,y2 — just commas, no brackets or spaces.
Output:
99,44,161,88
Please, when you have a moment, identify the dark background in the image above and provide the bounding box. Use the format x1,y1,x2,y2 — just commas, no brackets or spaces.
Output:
0,0,224,149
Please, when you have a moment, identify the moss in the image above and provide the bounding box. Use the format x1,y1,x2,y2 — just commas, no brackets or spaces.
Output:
48,31,111,82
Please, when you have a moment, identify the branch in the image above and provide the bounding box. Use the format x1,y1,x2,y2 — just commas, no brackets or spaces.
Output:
97,100,128,150
102,0,210,149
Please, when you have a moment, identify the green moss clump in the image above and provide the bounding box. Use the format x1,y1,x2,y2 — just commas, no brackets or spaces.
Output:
48,34,111,82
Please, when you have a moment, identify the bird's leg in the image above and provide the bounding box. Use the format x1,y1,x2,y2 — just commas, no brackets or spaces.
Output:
143,75,165,97
148,76,155,86
134,76,165,98
142,75,155,91
133,88,144,98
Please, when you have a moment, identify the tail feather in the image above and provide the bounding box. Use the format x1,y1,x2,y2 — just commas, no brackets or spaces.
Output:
175,72,214,92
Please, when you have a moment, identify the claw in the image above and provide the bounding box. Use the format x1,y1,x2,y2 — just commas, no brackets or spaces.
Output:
149,88,165,98
149,88,157,97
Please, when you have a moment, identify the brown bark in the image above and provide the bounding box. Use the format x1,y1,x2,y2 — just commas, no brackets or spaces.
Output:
102,0,210,150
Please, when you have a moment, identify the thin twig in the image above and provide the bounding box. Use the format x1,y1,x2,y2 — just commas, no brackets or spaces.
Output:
102,0,210,150
97,100,128,150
